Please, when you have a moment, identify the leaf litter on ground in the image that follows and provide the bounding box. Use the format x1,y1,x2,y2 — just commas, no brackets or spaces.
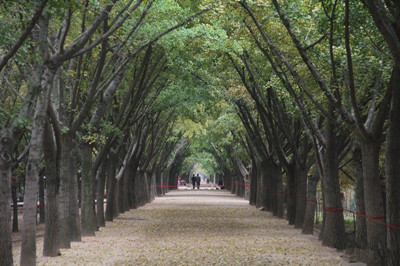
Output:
12,189,364,265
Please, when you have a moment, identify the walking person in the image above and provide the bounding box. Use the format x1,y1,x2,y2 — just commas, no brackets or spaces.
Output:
196,174,201,189
191,174,196,189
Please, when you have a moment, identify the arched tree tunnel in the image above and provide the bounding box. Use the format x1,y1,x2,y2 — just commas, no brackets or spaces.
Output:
1,0,400,265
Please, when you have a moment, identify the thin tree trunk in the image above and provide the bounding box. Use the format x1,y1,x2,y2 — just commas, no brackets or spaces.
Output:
12,180,18,232
294,164,307,229
249,161,258,206
105,154,117,221
80,144,96,236
155,165,162,196
276,167,284,219
265,160,280,216
145,171,153,203
151,171,157,200
286,166,296,225
38,174,45,224
68,149,81,242
256,168,264,209
0,131,13,266
113,177,120,218
96,160,106,227
20,57,54,265
43,120,60,256
118,174,125,214
302,166,319,235
136,171,144,206
58,135,72,248
123,168,131,211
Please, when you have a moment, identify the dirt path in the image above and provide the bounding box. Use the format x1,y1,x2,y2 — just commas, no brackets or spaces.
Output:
14,189,361,265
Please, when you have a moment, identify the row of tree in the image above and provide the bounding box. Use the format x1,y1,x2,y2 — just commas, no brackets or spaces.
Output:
0,1,210,265
198,0,399,265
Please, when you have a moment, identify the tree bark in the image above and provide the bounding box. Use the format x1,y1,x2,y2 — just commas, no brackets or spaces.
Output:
96,160,106,227
43,120,60,256
294,163,307,229
105,153,117,221
122,168,131,211
58,134,81,246
12,179,18,232
360,140,386,264
155,165,163,196
286,165,296,225
321,108,346,250
353,141,367,256
38,174,45,224
80,144,97,236
58,135,72,248
249,161,258,206
69,148,81,242
0,131,13,266
302,166,319,235
118,173,125,214
20,66,54,266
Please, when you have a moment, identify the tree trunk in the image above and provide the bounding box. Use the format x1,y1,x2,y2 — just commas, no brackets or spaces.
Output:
127,164,134,209
136,170,144,206
385,64,400,266
155,165,162,196
264,160,280,216
43,120,60,256
276,167,284,219
12,180,18,232
244,174,251,201
151,170,157,199
118,174,125,214
96,160,106,227
231,173,236,195
258,163,271,210
322,109,346,250
58,135,72,248
249,161,258,206
38,174,45,224
360,140,386,265
21,61,54,266
353,141,367,257
80,144,96,236
302,166,319,235
163,170,169,195
256,168,264,208
147,170,154,203
0,131,13,266
105,154,117,221
122,167,130,211
286,166,296,225
142,171,150,204
294,163,307,229
128,163,138,209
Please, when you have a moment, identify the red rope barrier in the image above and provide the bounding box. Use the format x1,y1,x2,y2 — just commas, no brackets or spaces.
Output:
230,182,400,230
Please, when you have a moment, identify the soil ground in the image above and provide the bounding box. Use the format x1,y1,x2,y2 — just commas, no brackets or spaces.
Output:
12,189,365,265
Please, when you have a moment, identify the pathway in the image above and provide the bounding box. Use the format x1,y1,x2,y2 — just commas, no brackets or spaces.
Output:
14,189,359,265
